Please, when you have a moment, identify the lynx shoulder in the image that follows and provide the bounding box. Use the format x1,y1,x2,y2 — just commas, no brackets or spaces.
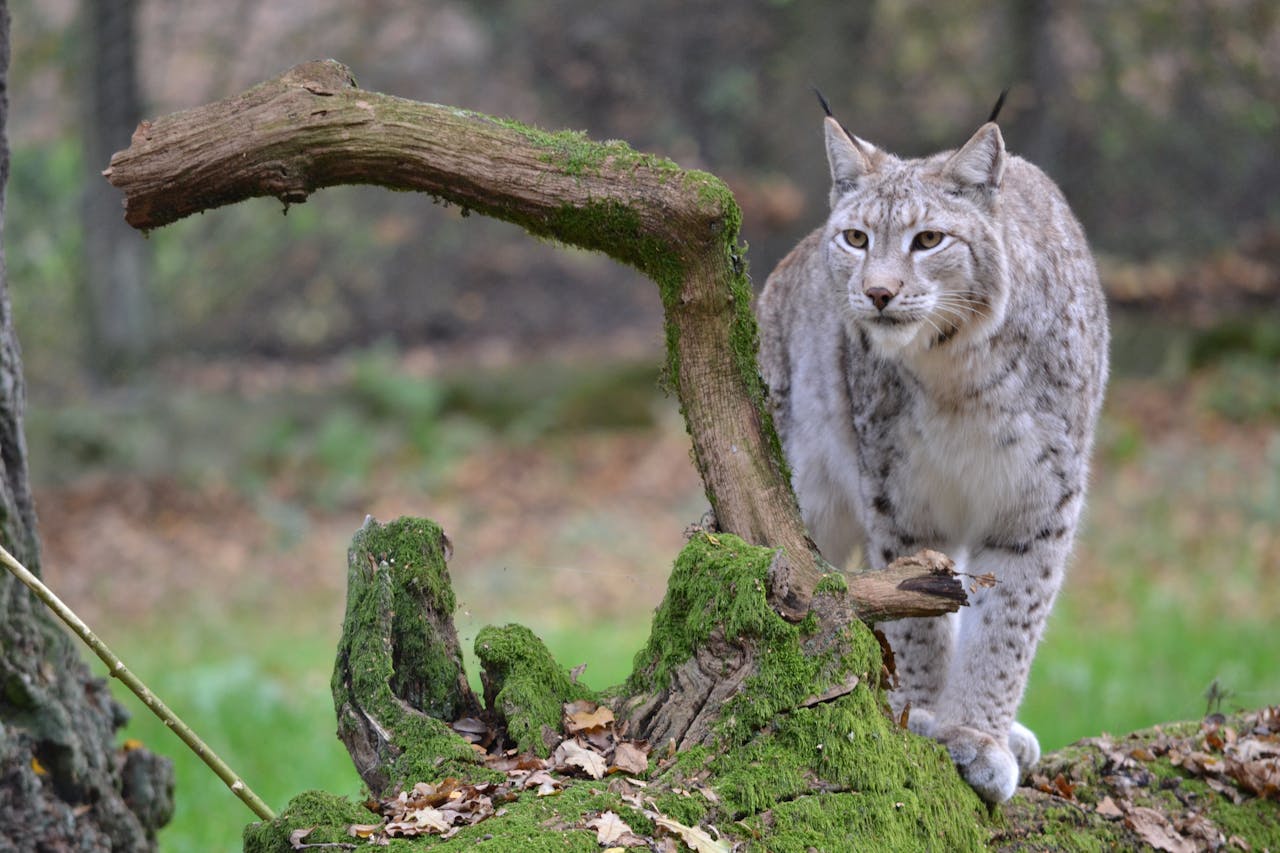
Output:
757,111,1108,803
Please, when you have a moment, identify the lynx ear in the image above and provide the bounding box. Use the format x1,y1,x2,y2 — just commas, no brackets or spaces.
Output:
825,117,878,200
942,122,1006,194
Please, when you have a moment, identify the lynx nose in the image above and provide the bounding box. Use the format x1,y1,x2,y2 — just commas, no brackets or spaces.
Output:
865,286,896,312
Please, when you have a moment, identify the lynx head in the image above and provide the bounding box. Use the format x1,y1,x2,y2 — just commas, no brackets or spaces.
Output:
822,117,1011,355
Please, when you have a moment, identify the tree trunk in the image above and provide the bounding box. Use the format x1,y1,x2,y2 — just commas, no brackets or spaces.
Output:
0,2,173,847
1008,0,1064,177
79,0,151,383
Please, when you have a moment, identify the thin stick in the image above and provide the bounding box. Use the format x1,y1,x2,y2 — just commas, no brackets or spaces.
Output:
0,543,277,822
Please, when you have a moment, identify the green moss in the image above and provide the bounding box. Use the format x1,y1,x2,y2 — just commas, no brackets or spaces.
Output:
242,791,391,853
652,788,711,827
627,533,788,694
697,695,988,849
629,533,877,744
354,517,465,719
483,116,684,181
243,783,640,852
994,794,1128,852
542,200,684,289
474,624,594,756
671,743,714,775
814,572,849,595
613,803,656,837
626,533,987,849
332,517,486,792
1202,787,1280,846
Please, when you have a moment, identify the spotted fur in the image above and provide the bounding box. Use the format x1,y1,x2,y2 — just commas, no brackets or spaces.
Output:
757,116,1108,803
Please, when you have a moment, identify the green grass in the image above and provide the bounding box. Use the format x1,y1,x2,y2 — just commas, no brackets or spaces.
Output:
103,608,650,852
1026,595,1279,751
104,608,362,853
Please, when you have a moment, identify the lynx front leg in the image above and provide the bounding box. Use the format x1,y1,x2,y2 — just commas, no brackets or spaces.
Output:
879,615,954,718
928,542,1068,803
869,534,959,722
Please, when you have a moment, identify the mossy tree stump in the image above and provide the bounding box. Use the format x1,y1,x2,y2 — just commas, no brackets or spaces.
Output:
331,516,484,796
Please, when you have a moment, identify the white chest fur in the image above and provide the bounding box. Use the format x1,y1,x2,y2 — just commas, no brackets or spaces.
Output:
897,402,1037,543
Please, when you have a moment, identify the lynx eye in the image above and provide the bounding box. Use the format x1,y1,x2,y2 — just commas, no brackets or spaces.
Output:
912,230,944,251
840,229,869,250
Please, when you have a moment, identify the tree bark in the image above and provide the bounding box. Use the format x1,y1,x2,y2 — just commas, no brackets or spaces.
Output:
0,2,173,847
80,0,151,382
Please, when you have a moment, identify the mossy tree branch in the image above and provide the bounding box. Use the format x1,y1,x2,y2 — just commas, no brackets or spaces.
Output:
104,59,962,624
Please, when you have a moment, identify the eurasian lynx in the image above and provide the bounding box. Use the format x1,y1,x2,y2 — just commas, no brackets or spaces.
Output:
757,106,1108,803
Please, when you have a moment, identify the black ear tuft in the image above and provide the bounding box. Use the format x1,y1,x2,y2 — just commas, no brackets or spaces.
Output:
812,86,834,118
813,87,860,150
987,88,1010,125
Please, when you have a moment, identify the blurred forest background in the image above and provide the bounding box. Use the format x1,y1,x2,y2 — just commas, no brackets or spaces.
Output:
5,0,1280,850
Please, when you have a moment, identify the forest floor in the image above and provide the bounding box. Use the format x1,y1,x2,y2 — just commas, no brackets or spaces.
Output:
20,326,1280,851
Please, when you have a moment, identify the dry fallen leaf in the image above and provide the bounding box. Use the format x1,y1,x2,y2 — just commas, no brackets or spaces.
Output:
555,738,608,780
611,740,651,776
388,806,452,835
586,811,632,844
1095,796,1123,819
1050,772,1076,800
1124,806,1196,853
485,751,547,774
654,816,731,853
565,702,616,735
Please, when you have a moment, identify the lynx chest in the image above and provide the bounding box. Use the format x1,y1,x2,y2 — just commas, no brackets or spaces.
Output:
866,381,1045,543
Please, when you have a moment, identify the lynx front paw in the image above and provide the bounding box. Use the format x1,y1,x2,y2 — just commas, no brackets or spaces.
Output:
1007,721,1041,777
933,724,1020,804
